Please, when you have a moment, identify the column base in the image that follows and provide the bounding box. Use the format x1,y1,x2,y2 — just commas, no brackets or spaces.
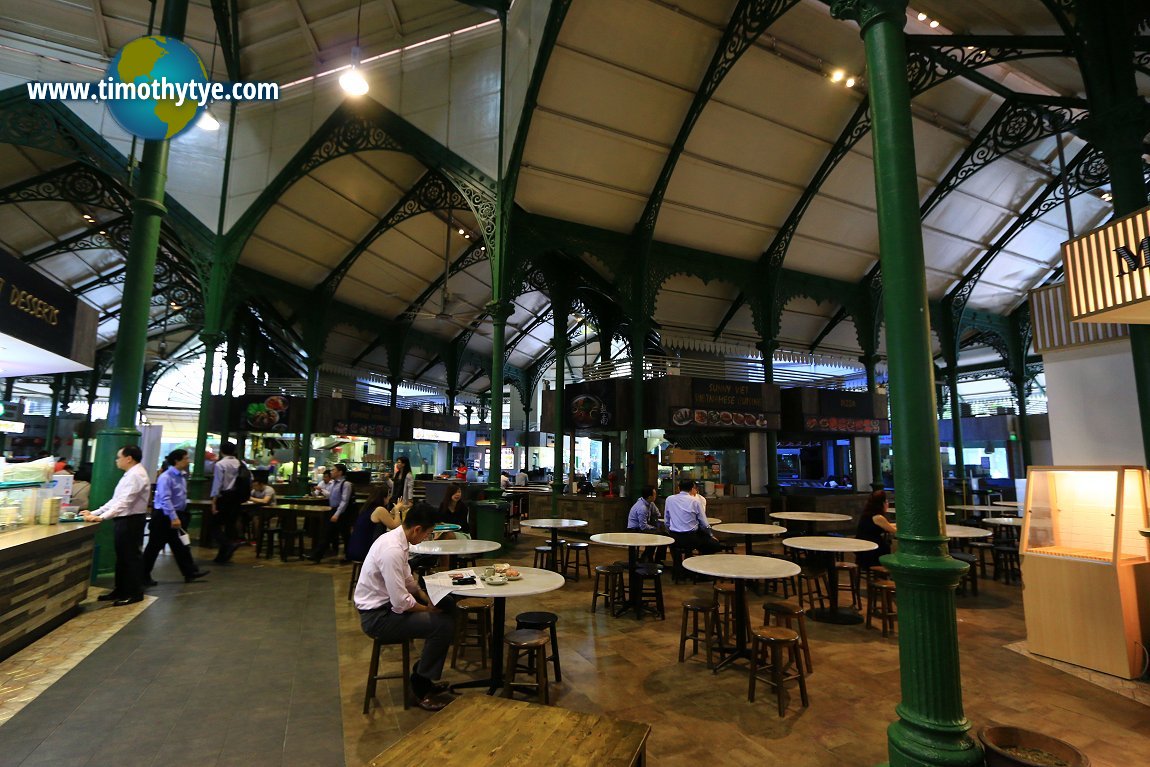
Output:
888,720,983,767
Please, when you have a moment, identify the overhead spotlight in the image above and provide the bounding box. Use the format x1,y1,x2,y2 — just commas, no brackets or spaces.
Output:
463,233,470,239
99,230,107,235
1102,192,1113,202
82,214,93,221
831,69,845,82
917,12,927,21
458,228,466,235
929,19,940,28
197,109,220,130
846,77,856,88
339,63,369,96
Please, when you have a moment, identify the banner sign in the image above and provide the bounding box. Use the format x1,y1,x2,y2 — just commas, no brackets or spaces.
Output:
690,379,761,410
336,400,400,438
567,380,617,430
670,407,779,430
0,252,79,358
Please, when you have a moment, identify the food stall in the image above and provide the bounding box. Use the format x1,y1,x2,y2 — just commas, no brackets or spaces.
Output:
1020,466,1150,679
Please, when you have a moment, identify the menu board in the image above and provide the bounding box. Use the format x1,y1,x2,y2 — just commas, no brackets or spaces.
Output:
670,407,778,430
690,379,762,410
567,380,617,430
336,400,400,437
803,415,884,434
239,394,292,432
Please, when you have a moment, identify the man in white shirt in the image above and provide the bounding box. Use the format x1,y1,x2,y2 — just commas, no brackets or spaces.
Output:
514,471,528,487
664,479,721,555
209,441,242,563
82,445,152,606
354,503,457,711
310,463,353,563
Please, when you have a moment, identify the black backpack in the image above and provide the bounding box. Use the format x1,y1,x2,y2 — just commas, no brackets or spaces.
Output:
230,461,252,500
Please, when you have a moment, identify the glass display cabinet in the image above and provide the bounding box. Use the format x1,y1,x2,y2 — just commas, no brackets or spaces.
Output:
0,481,47,533
1021,466,1150,679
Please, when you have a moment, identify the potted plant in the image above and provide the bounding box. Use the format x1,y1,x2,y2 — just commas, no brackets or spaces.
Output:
980,726,1090,767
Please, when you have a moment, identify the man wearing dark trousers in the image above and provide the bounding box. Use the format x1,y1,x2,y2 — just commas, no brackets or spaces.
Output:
81,445,151,606
664,479,722,555
142,449,209,585
353,503,458,711
310,463,353,562
209,441,242,563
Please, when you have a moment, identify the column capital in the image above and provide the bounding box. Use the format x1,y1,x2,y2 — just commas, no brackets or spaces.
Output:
199,330,225,349
755,339,779,356
487,300,515,322
858,352,881,367
830,0,908,33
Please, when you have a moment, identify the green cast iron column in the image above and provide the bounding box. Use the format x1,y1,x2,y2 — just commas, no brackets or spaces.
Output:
296,357,319,493
628,320,648,500
946,364,966,495
486,305,510,497
1012,372,1032,470
0,377,14,455
1076,1,1150,464
830,2,980,766
89,0,188,578
552,334,569,515
757,340,781,498
862,354,884,490
220,336,239,444
45,373,63,457
190,332,222,499
79,370,98,465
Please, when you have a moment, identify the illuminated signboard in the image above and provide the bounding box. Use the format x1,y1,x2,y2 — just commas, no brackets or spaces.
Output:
412,427,461,443
1062,203,1150,323
0,419,25,433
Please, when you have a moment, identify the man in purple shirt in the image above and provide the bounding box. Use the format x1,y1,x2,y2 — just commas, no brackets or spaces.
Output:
354,503,458,711
310,463,355,563
142,449,208,586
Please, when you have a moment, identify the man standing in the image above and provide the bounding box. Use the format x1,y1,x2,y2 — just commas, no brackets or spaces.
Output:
354,503,457,711
311,463,353,562
664,479,721,555
81,445,151,606
209,441,242,563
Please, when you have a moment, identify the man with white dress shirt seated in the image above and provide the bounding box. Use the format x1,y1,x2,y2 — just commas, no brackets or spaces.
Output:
664,479,722,555
354,502,458,711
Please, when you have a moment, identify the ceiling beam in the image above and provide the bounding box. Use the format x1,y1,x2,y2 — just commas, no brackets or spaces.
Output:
287,0,323,65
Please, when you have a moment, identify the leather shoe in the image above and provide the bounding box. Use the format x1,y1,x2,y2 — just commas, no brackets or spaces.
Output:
414,694,447,712
112,595,144,607
96,592,124,602
185,570,210,583
428,680,451,694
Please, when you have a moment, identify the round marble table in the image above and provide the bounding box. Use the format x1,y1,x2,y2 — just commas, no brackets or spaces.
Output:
410,538,500,556
945,505,1004,519
519,518,589,573
706,517,722,526
1141,528,1150,538
886,507,955,517
682,554,801,673
447,566,566,695
782,536,878,624
590,533,675,619
992,501,1024,509
981,517,1023,527
711,523,786,555
945,524,992,539
770,511,852,536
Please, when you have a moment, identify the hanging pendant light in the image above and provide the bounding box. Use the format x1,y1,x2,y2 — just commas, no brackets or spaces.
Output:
340,1,369,96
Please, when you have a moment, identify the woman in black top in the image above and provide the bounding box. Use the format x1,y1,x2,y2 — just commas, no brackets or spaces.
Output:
436,482,471,539
855,489,896,570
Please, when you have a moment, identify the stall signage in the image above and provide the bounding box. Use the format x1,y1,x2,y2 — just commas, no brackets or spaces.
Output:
418,411,462,434
691,379,762,410
804,415,883,434
337,400,399,438
670,406,776,429
817,390,874,417
240,394,292,432
412,427,461,443
567,380,616,430
0,253,79,358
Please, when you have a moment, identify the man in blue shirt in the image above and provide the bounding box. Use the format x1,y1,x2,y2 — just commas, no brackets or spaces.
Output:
311,463,355,563
142,449,209,585
627,485,665,562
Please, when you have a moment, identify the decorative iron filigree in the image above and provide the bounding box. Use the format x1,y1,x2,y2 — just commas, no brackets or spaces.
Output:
0,163,130,212
297,117,405,179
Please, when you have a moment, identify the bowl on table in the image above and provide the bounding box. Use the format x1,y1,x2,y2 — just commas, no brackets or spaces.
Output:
483,575,508,586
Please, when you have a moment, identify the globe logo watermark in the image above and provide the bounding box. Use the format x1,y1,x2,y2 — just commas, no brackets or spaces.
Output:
25,36,280,141
105,36,208,141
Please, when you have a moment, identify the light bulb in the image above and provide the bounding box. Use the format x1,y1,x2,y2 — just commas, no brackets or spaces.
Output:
197,110,220,130
917,12,927,21
846,77,856,88
831,69,844,82
340,66,369,96
929,19,940,28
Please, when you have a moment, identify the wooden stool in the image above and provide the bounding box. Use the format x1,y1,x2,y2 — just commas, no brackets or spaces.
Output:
363,636,411,713
533,545,555,569
591,564,626,613
502,629,550,704
346,560,363,601
562,541,592,581
834,561,862,610
713,581,738,641
866,579,897,637
967,541,994,578
257,526,281,560
866,564,890,584
748,626,809,716
452,597,493,670
993,545,1021,585
762,600,812,674
951,552,978,597
515,611,562,683
797,568,827,611
679,598,723,668
635,563,665,619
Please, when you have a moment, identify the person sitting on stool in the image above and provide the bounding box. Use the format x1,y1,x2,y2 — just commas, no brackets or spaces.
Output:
664,479,722,555
627,485,664,562
353,502,458,711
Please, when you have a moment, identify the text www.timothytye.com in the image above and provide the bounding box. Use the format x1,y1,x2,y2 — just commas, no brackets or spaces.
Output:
26,78,279,106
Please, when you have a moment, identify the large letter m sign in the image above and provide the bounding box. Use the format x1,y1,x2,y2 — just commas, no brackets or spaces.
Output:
1114,236,1150,276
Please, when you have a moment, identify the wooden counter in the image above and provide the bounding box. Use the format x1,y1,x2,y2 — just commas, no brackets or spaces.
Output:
0,522,98,662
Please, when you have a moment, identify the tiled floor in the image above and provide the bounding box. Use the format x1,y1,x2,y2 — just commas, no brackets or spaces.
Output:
2,533,1149,766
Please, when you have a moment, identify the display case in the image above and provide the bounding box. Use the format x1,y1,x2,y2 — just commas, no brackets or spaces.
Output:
0,480,46,533
1020,466,1150,679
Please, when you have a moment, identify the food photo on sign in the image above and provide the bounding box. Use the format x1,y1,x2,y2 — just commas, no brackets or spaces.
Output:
244,395,289,432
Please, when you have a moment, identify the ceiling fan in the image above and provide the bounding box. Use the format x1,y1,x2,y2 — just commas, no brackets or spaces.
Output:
403,208,487,329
